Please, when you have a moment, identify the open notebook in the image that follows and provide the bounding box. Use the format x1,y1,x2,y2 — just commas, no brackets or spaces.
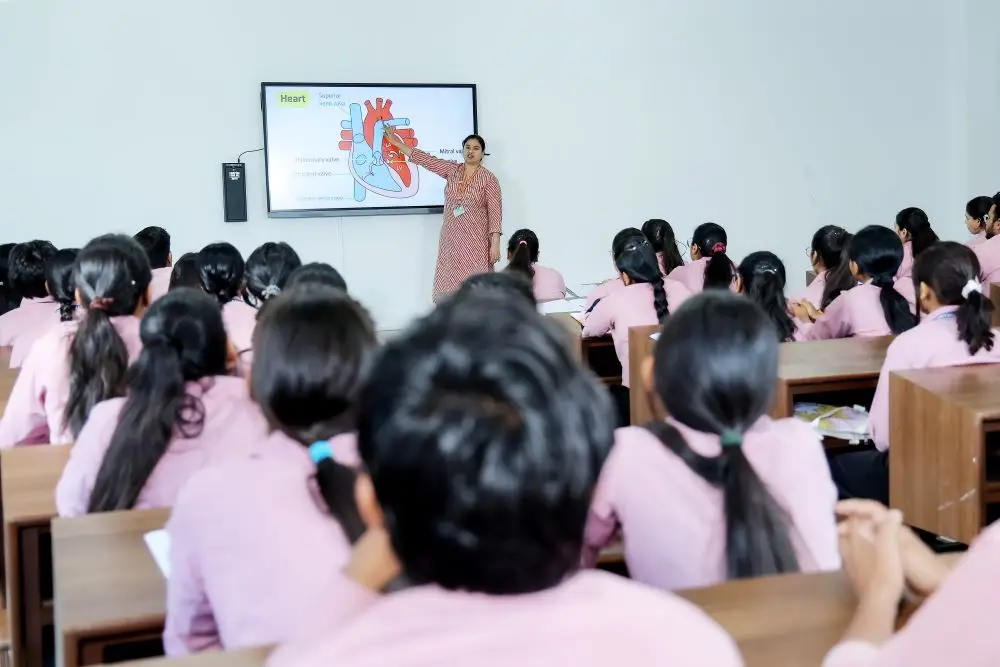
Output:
537,299,584,315
144,529,171,577
793,403,870,443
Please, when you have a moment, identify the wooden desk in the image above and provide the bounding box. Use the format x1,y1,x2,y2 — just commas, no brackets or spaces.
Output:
0,348,10,371
771,336,893,419
545,314,622,384
53,508,169,667
1,445,71,667
991,283,1000,327
547,313,584,361
0,368,17,417
627,325,661,425
110,647,271,667
889,364,1000,545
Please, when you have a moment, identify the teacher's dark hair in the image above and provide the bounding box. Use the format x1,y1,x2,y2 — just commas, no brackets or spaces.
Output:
738,251,795,342
462,134,487,153
87,288,228,513
645,291,799,579
848,226,915,335
506,229,539,280
45,248,80,322
458,271,536,308
692,222,735,290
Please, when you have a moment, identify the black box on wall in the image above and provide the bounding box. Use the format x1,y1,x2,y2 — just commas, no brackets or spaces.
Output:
222,163,248,222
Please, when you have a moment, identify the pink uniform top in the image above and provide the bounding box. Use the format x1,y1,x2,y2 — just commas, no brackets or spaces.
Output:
9,303,69,368
0,316,143,447
584,277,626,311
669,256,710,293
965,231,987,248
266,570,742,667
0,297,57,348
973,234,1000,285
149,267,173,302
868,306,1000,451
805,282,914,340
896,241,914,280
222,299,258,352
409,149,503,302
55,376,270,517
655,252,682,276
822,519,1000,667
164,430,359,655
530,264,566,301
791,269,827,307
581,280,693,387
583,417,840,590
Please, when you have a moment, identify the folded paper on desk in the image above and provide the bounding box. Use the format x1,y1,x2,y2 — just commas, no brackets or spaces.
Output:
650,333,661,341
565,283,602,299
794,403,870,443
538,299,584,315
144,529,171,577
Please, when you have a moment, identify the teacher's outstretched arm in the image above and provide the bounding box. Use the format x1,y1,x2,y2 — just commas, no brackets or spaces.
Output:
384,126,458,179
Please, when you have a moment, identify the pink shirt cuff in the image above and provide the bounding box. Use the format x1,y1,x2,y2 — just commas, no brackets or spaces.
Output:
822,640,880,667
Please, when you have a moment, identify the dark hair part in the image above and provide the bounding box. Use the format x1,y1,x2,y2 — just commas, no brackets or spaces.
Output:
913,242,995,355
967,196,994,232
611,227,645,260
168,253,202,291
506,229,539,280
641,219,685,274
242,242,302,308
646,291,799,579
197,242,245,306
616,239,669,321
64,234,152,438
357,292,614,594
8,240,57,300
896,207,939,259
738,251,796,342
251,287,377,542
45,248,80,322
848,226,915,335
133,226,172,269
286,262,348,293
87,289,228,512
462,134,486,152
0,243,19,315
458,271,537,308
692,222,735,289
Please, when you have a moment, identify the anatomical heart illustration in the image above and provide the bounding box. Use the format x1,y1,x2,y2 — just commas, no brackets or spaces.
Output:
338,98,420,202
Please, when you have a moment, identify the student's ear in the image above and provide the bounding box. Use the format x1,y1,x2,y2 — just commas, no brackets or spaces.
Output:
690,245,701,261
897,227,911,243
734,274,744,294
620,271,633,286
167,251,173,266
848,261,861,281
355,473,385,529
918,281,933,312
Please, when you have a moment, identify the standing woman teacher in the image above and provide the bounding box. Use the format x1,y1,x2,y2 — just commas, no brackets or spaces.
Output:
384,127,503,301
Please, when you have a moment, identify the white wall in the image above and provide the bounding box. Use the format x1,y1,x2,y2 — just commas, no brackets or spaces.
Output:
966,0,1000,196
0,0,970,328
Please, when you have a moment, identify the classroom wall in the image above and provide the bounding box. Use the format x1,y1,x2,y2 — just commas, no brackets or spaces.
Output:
0,0,970,328
966,0,1000,196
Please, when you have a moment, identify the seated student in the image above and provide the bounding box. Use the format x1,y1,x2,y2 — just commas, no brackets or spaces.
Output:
801,226,916,339
134,226,173,301
168,252,201,291
456,270,536,308
894,207,938,279
582,292,839,591
0,242,17,317
164,286,377,654
583,227,646,310
793,225,852,307
504,228,566,301
823,499,1000,666
964,195,993,248
286,262,348,292
10,248,79,368
197,242,255,352
243,242,302,309
55,288,269,517
669,222,736,293
972,192,1000,283
0,240,57,347
830,242,1000,505
641,218,685,276
583,238,691,425
266,291,742,667
0,235,151,446
738,251,805,342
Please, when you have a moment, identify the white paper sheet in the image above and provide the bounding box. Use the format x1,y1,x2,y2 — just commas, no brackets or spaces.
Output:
538,299,584,315
650,332,661,341
564,282,603,299
144,529,171,577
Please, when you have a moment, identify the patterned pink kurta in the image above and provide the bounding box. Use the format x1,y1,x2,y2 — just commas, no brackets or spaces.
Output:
409,149,503,302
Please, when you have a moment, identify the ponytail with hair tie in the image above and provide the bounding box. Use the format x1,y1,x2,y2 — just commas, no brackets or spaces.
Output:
962,279,983,299
711,242,727,255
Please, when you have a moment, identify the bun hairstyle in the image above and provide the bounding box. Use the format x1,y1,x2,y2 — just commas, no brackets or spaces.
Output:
645,291,799,579
242,242,302,309
251,286,378,543
286,262,348,293
641,218,685,275
0,243,16,315
692,222,735,290
197,242,245,306
738,251,796,342
616,238,669,321
848,226,915,335
64,234,152,438
459,271,536,308
45,248,80,322
168,253,202,292
87,289,229,512
506,229,539,280
357,291,613,593
8,240,57,300
966,196,994,233
812,227,856,309
913,242,995,356
896,207,939,259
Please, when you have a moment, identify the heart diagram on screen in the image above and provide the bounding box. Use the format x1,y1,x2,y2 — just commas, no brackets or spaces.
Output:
338,98,420,202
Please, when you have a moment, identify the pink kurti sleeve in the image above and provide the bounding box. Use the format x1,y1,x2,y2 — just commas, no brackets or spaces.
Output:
484,172,503,236
408,149,460,180
805,293,852,340
581,442,625,567
868,339,911,452
584,280,615,311
55,399,122,517
581,296,614,338
0,333,59,447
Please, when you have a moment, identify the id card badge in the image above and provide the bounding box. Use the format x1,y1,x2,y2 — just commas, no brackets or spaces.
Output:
453,205,465,217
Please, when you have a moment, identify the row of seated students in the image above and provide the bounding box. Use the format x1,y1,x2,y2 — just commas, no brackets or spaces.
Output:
0,215,996,664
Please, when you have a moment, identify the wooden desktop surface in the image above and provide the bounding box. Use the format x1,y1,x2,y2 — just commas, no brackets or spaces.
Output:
53,508,170,667
889,364,1000,544
0,367,17,417
111,647,271,667
545,313,622,384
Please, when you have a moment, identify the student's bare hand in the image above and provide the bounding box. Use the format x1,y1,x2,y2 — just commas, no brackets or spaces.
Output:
839,509,905,605
800,300,823,322
344,527,401,594
790,301,810,322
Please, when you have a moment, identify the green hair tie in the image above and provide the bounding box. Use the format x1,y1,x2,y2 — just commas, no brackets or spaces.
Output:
720,430,744,448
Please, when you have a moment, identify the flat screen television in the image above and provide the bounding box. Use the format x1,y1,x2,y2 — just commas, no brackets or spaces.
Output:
261,82,478,217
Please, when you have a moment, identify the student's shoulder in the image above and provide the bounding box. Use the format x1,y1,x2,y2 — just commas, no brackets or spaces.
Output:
748,415,823,452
